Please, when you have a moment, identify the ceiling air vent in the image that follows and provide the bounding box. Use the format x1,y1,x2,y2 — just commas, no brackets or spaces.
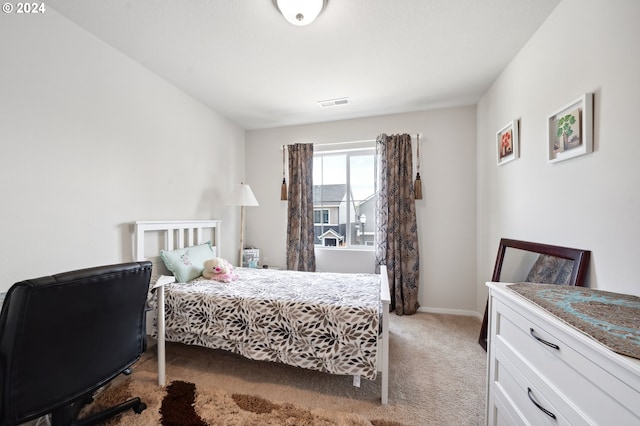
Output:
318,97,351,108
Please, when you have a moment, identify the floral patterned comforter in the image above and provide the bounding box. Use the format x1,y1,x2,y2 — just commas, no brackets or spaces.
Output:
149,267,381,380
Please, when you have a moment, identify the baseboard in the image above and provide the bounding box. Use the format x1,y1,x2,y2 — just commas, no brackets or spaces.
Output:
417,306,482,319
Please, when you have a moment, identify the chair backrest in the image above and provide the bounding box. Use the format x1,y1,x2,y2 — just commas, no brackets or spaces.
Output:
0,261,152,425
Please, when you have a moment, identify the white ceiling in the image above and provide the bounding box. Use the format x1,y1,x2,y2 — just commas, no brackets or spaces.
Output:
47,0,560,130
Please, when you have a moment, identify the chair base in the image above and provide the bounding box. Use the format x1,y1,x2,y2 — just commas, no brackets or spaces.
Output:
49,396,146,426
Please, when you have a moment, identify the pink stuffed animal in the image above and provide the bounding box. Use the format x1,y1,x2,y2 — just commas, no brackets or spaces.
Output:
202,257,238,283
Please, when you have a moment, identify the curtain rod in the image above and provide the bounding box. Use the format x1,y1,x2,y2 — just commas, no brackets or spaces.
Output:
314,133,422,147
282,133,423,149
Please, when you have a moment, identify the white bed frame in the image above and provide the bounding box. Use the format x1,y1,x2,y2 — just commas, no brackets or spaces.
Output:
134,219,391,404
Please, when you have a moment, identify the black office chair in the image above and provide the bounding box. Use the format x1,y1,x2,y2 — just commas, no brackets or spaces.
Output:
0,261,152,426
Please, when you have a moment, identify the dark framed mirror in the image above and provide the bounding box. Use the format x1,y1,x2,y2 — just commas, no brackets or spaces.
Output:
478,238,591,351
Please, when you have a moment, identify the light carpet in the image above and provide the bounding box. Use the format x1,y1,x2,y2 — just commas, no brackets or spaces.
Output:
83,312,487,426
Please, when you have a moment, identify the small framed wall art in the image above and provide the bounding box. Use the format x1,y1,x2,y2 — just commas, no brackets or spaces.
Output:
496,119,519,165
547,93,593,163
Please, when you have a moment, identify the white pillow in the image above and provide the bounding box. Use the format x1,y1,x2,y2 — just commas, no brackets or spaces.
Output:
159,242,216,283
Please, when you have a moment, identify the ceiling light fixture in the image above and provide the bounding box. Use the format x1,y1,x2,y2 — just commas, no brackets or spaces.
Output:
272,0,328,26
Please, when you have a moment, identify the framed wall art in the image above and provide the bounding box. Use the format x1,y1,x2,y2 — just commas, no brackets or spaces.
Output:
496,119,519,165
547,93,593,163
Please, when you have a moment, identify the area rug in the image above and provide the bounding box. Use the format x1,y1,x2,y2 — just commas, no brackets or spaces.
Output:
79,370,403,426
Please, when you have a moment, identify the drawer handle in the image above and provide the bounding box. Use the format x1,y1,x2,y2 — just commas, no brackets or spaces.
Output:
527,387,557,419
530,328,560,350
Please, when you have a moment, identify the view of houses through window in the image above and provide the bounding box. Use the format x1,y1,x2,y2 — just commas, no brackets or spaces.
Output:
313,148,377,248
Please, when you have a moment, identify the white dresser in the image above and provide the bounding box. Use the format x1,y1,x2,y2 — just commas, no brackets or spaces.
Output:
486,282,640,425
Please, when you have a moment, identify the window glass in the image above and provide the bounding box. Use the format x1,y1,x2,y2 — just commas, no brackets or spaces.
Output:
313,149,377,248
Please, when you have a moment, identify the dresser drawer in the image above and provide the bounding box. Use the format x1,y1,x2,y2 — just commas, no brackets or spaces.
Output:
491,347,580,425
491,291,640,424
488,389,525,426
488,388,523,426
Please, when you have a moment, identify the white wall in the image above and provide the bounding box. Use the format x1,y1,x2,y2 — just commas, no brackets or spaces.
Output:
476,0,640,312
246,107,478,315
0,10,245,291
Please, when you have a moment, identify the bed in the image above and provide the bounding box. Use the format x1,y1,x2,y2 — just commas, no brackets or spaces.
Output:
133,220,391,404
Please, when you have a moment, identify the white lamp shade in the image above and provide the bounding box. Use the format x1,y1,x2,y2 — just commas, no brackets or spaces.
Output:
276,0,325,26
228,183,259,207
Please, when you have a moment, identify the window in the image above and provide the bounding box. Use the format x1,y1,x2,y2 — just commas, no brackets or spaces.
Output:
313,148,377,248
324,237,338,247
314,209,329,224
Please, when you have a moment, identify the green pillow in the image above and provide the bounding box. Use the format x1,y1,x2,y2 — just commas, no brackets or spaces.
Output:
160,242,216,283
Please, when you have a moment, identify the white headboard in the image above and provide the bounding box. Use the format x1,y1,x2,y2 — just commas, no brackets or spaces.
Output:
133,220,220,386
134,220,222,264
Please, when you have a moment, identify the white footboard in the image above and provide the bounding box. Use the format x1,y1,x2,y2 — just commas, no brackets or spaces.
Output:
378,265,391,404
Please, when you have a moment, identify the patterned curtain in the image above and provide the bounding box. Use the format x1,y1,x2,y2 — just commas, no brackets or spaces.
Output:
375,134,420,315
286,143,316,271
